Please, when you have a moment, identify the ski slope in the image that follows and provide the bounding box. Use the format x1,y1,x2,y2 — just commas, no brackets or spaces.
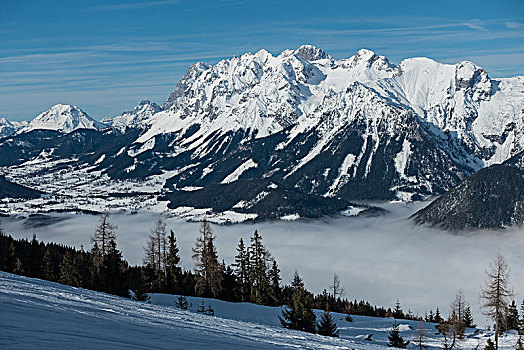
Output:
1,272,521,349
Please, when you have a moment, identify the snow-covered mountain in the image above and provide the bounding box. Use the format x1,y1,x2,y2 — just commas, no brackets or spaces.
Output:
0,118,27,138
20,104,105,134
0,45,523,221
101,100,161,132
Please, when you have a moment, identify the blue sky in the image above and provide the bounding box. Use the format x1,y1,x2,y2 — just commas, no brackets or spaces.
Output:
1,0,523,121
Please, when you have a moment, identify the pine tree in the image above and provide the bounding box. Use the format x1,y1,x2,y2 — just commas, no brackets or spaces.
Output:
58,251,78,286
42,246,59,281
232,238,249,302
5,242,17,273
507,300,520,331
192,218,222,298
99,239,129,297
268,259,281,305
27,234,42,278
132,269,150,302
73,250,90,288
434,307,444,323
317,306,339,337
388,321,410,348
463,306,476,328
426,309,434,323
248,230,269,304
393,299,404,319
165,229,181,293
280,272,316,334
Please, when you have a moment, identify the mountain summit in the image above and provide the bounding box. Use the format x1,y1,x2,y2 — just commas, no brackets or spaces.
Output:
21,104,105,134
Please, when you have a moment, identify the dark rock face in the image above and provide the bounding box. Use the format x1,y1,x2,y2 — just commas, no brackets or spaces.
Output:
412,151,524,230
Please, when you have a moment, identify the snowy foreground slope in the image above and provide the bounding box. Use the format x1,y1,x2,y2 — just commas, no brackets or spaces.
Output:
1,272,520,349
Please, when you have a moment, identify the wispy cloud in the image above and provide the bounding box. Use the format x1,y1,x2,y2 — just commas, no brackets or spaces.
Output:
505,21,523,29
86,0,179,11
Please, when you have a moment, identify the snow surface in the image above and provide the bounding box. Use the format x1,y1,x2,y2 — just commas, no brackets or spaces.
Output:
1,272,521,349
221,159,258,184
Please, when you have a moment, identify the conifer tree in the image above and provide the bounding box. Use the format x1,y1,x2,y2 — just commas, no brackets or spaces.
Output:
434,307,444,323
317,304,339,337
42,246,59,281
232,238,249,302
99,239,129,297
507,300,520,331
463,306,476,328
59,251,78,286
268,259,281,305
73,250,90,288
132,269,150,302
393,299,404,319
192,218,222,297
280,272,316,334
27,234,42,278
5,242,17,273
388,320,410,348
248,230,269,304
165,229,181,292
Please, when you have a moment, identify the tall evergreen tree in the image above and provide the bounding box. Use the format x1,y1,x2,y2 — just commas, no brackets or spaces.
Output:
280,272,316,334
268,259,281,305
42,245,59,281
5,242,17,273
463,306,476,328
27,234,42,278
434,307,444,323
393,299,404,319
507,300,520,331
99,239,129,297
58,251,78,286
192,218,222,297
248,230,269,304
232,238,249,302
165,229,181,292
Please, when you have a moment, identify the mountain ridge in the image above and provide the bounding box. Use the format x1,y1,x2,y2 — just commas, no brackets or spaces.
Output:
0,45,523,222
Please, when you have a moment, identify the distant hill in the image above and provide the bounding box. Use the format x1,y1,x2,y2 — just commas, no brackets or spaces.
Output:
412,151,524,230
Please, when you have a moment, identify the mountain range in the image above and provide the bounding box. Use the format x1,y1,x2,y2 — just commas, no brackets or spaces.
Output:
0,45,523,226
